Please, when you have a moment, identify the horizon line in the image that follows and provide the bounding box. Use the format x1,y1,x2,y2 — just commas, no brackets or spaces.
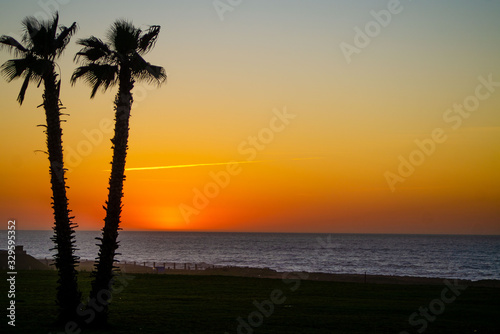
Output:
2,229,499,237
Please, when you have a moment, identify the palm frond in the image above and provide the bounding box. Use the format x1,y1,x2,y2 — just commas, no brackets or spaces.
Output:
138,25,160,54
107,19,140,55
76,36,110,50
146,64,166,83
0,58,46,104
0,35,28,56
21,16,41,48
75,48,112,63
74,19,165,99
19,13,75,60
71,64,118,98
1,58,32,82
17,69,33,104
30,58,53,78
22,16,51,58
136,63,167,85
74,36,113,63
49,12,59,43
130,54,166,85
55,21,78,56
2,56,54,81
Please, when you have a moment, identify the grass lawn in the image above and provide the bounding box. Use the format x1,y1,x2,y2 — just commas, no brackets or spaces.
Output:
1,270,499,333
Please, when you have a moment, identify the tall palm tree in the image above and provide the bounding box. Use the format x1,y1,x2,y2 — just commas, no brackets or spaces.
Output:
71,20,166,325
0,13,80,323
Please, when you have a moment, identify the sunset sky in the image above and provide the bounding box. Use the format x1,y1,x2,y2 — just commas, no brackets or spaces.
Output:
0,0,499,234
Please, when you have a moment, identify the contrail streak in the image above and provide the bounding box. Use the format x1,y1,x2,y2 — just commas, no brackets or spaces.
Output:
110,157,320,172
124,160,268,171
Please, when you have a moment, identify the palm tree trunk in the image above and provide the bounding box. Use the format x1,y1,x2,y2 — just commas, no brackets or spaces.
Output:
90,69,134,325
43,66,81,323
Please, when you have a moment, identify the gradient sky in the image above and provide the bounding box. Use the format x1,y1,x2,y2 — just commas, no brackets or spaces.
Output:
0,0,499,234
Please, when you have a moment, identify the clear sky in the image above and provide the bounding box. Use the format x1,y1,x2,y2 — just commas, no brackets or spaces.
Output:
1,0,499,234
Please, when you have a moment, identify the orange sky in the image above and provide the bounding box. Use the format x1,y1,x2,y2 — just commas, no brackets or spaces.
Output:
0,1,499,234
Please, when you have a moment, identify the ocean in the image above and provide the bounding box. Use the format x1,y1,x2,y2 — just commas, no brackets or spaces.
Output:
2,231,499,281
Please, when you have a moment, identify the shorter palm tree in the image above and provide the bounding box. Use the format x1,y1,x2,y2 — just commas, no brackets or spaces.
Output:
72,20,166,325
0,12,81,323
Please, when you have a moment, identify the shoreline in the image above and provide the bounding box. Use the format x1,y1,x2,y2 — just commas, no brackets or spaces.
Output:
3,252,498,288
75,259,500,288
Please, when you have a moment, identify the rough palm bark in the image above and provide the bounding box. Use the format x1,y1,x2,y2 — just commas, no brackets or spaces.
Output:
0,13,80,324
90,69,134,325
44,66,81,323
71,21,166,326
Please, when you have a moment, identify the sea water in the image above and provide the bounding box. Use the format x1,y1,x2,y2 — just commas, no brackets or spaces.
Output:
2,231,499,281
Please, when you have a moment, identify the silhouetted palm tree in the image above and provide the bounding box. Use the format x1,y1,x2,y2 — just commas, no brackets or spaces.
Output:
0,13,81,323
71,20,166,325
